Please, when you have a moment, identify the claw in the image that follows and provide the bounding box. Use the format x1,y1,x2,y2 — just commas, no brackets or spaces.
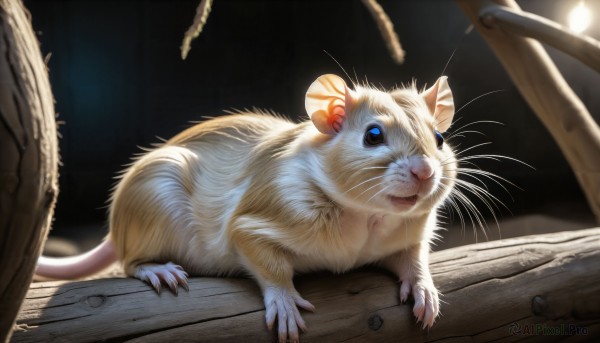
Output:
263,286,311,342
152,282,162,294
172,269,189,292
133,262,190,295
168,281,178,295
163,273,179,295
147,273,162,294
406,282,439,329
399,280,411,303
180,279,190,292
397,276,439,329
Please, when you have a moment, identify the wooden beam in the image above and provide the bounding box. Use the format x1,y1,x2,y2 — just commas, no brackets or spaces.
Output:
13,228,600,342
0,0,58,342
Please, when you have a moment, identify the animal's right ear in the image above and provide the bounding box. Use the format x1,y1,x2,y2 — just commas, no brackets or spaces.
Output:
305,74,355,135
421,76,454,133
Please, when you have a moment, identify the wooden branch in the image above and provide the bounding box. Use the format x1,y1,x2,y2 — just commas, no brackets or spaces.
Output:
479,2,600,74
13,228,600,342
456,0,600,224
0,0,58,342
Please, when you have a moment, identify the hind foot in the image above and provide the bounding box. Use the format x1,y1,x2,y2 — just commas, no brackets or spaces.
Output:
133,262,189,295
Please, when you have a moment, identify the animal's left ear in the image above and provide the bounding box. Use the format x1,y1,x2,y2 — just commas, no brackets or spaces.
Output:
305,74,356,135
422,76,454,133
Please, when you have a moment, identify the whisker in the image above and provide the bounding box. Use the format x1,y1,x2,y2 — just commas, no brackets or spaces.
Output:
455,182,502,236
451,191,480,239
434,113,533,244
454,90,505,116
439,154,458,167
452,142,493,159
360,166,389,170
438,183,466,233
441,170,510,212
453,160,480,169
450,188,489,242
324,50,355,85
447,120,504,138
458,167,520,194
445,130,487,141
454,180,506,216
366,184,392,204
440,176,498,243
458,154,535,170
344,174,387,194
355,180,385,199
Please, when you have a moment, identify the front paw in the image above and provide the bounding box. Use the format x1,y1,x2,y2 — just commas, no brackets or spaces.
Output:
263,286,315,343
400,278,439,329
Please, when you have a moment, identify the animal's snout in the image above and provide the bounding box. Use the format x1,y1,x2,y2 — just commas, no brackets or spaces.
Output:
409,156,434,181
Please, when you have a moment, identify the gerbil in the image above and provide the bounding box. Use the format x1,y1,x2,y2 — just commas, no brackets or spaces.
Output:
37,74,457,342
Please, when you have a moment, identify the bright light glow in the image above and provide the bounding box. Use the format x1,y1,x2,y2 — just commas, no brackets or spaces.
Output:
568,1,592,33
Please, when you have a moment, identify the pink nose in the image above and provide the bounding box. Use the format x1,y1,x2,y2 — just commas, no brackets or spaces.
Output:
410,159,434,181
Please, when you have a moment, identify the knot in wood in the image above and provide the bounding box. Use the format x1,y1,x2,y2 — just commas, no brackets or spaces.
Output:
531,295,547,315
348,285,363,295
85,295,107,308
368,314,383,331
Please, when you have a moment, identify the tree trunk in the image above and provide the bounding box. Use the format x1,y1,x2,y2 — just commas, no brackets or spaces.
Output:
0,0,58,342
13,228,600,342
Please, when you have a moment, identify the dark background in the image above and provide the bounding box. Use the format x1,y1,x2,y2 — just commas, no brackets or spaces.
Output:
24,0,600,237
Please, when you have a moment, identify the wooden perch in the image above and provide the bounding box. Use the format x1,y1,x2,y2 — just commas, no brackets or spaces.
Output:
13,228,600,342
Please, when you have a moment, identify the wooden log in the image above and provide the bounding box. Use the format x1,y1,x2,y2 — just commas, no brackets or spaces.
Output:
0,0,58,342
455,0,600,224
13,228,600,342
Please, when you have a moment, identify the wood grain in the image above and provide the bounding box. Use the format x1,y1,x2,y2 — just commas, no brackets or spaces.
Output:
13,228,600,342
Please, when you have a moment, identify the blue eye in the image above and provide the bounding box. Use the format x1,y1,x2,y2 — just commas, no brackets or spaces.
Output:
435,130,444,149
364,125,385,146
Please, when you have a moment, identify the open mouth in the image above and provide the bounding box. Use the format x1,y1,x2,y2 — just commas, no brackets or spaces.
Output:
389,195,418,207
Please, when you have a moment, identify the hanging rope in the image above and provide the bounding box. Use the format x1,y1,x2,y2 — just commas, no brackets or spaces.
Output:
360,0,405,64
180,0,213,60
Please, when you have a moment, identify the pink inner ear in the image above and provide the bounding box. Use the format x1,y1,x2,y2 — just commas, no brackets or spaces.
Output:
305,74,355,135
329,99,345,132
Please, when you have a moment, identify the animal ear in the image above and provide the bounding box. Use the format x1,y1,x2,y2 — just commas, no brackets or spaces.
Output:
422,76,454,133
305,74,355,134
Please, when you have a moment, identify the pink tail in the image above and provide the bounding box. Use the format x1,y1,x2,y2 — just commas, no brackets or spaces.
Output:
36,239,117,280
